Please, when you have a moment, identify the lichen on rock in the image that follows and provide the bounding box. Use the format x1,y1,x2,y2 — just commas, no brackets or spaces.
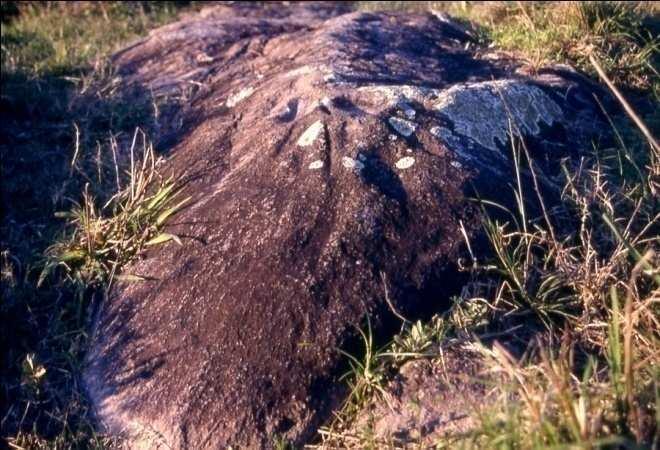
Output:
388,116,417,137
226,86,255,107
297,120,324,147
395,156,415,170
434,80,563,151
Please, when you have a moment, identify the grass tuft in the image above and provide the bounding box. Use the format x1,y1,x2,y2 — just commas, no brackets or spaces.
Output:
41,130,189,291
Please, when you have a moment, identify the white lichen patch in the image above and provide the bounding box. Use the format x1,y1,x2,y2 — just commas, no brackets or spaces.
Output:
388,117,416,137
433,80,563,151
320,97,332,109
226,86,255,107
297,121,324,147
285,65,314,78
395,156,415,169
342,156,365,171
358,85,436,106
308,160,324,170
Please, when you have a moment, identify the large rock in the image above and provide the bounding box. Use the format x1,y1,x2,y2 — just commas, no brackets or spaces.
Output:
84,3,610,448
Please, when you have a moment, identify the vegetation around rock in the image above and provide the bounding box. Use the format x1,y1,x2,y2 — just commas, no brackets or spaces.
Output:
1,2,657,449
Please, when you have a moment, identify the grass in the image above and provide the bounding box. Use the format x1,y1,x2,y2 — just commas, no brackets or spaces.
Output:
357,2,659,96
1,1,658,449
41,131,189,291
313,76,659,450
1,2,193,76
1,2,197,448
481,2,659,93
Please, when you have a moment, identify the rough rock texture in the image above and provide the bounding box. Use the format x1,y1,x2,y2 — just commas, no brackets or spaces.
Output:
84,3,610,448
351,345,491,446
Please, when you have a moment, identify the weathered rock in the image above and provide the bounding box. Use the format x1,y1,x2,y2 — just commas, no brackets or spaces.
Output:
350,345,492,446
84,3,610,448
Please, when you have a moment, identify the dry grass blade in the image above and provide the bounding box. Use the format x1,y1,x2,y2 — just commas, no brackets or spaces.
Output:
589,54,659,154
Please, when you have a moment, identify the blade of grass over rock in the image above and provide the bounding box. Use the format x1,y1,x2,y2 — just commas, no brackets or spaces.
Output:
589,54,659,153
42,134,187,289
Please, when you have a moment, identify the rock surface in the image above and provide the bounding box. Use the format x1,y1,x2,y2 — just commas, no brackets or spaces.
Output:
84,3,610,448
350,345,491,446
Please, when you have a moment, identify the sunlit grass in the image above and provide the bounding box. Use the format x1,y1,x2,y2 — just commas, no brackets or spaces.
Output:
317,63,658,447
41,130,189,291
1,2,193,76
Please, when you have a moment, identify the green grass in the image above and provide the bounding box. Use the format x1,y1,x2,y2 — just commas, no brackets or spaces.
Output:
1,2,197,448
357,2,660,96
1,2,193,76
41,133,190,291
484,2,659,93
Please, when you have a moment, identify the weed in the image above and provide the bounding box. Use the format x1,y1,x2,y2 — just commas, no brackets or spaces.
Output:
337,317,392,421
41,130,189,292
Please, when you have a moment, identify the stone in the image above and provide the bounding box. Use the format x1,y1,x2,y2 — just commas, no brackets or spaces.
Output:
350,345,493,446
84,3,610,448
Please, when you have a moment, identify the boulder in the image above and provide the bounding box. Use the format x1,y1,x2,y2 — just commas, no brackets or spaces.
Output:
84,3,610,448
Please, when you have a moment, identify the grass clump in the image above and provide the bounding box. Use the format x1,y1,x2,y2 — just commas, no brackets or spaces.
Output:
41,131,188,291
458,133,658,445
